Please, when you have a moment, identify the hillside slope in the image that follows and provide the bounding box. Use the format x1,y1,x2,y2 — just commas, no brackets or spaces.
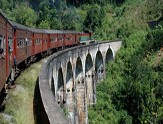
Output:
88,0,163,123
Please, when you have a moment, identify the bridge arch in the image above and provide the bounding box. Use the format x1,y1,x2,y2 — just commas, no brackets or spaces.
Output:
95,51,104,82
85,53,94,104
105,47,114,64
75,57,83,83
66,61,74,112
57,68,64,105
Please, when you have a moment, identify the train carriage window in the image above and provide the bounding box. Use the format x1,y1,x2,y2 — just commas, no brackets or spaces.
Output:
19,38,23,48
40,39,41,44
8,37,13,52
51,38,54,42
19,39,22,48
27,38,31,46
17,38,19,48
25,38,27,47
22,38,25,47
35,39,37,45
0,35,3,55
45,39,47,44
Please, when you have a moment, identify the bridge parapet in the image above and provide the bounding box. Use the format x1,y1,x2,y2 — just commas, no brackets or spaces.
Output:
39,41,122,124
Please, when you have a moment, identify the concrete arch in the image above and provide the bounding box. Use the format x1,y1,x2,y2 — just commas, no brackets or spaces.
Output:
66,61,74,112
85,53,93,73
57,68,64,105
95,51,104,82
105,47,114,64
85,53,95,104
75,57,83,81
66,61,73,85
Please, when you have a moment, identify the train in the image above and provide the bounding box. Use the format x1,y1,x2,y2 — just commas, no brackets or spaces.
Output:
0,10,93,105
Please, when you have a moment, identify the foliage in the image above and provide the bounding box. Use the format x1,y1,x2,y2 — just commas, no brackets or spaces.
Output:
1,0,163,123
13,4,37,27
83,4,106,32
0,60,44,124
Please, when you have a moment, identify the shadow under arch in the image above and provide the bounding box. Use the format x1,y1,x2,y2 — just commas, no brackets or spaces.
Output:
51,76,55,97
57,68,65,106
105,48,114,64
95,51,104,82
75,57,83,80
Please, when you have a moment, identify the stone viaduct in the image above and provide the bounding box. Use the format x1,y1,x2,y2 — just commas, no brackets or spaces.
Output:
39,41,122,124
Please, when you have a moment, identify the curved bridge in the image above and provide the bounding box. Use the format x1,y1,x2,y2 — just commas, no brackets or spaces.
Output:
39,41,122,124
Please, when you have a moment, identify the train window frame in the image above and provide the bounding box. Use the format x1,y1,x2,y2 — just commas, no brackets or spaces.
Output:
17,38,19,48
8,37,13,52
55,37,57,42
51,38,54,42
27,38,32,46
0,35,4,56
19,39,22,48
35,39,37,45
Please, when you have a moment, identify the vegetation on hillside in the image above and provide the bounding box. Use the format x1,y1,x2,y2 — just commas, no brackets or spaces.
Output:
0,60,44,124
0,0,163,123
87,0,163,123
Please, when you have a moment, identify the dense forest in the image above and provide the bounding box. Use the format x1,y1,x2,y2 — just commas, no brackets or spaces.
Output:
1,0,163,123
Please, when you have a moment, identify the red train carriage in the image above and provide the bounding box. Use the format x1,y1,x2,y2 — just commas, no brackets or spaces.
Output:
30,28,45,57
45,30,60,52
11,22,32,65
62,31,80,47
0,11,7,92
0,11,14,93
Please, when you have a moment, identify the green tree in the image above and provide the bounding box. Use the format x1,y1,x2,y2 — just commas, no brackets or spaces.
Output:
83,4,106,32
38,20,50,29
13,4,37,27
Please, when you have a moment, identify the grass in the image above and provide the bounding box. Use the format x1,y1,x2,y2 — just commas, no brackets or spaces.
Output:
0,59,45,124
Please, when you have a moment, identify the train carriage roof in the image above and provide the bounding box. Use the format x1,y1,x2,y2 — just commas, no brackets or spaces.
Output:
29,27,46,33
45,30,62,34
61,30,80,34
0,9,13,27
11,21,45,34
10,21,28,31
45,30,80,34
0,9,81,35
